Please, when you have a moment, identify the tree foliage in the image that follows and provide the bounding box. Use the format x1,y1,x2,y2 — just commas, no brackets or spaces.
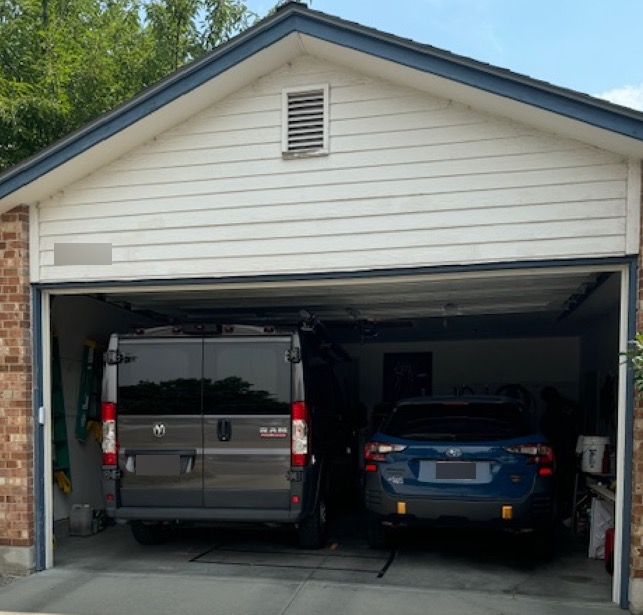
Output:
0,0,256,172
624,332,643,397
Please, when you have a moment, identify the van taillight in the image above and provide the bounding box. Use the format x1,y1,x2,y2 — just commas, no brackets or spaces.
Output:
101,402,118,466
291,401,309,467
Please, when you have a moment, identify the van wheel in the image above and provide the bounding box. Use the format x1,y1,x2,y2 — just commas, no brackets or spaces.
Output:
298,497,327,549
130,522,167,545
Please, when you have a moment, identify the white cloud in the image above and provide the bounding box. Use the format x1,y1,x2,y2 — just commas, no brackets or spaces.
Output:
595,83,643,112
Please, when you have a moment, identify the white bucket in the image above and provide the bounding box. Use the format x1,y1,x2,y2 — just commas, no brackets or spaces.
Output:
577,436,610,474
69,504,94,536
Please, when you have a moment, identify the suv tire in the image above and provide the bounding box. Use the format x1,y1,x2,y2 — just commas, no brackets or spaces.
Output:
367,517,390,549
529,526,556,560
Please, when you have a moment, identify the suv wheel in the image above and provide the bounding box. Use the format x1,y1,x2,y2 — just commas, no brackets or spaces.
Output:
130,522,167,545
367,516,390,549
528,526,556,560
298,497,327,549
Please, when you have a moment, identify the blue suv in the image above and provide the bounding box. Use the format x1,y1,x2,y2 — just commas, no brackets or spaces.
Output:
363,396,556,549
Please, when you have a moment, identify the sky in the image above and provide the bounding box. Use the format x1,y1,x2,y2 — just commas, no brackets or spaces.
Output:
245,0,643,111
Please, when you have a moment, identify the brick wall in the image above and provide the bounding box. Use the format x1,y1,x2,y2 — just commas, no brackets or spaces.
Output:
0,206,33,564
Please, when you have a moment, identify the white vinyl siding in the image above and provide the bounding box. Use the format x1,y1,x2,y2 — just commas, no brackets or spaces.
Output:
35,56,631,283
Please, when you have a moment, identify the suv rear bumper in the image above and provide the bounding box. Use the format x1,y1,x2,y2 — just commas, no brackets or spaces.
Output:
364,487,555,531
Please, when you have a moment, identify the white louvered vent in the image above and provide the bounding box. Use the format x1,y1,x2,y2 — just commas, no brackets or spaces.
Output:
282,85,329,157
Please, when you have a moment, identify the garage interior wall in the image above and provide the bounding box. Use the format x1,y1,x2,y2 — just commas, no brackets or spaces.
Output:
50,296,153,526
579,306,619,439
347,337,580,420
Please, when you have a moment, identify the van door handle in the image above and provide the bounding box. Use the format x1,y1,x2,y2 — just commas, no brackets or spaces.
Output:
217,419,231,442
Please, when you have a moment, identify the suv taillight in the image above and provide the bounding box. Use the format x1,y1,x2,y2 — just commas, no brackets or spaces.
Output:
364,441,407,470
504,443,554,476
101,402,118,466
291,401,309,467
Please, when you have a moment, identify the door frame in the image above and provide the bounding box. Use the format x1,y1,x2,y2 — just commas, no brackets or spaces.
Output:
33,258,636,606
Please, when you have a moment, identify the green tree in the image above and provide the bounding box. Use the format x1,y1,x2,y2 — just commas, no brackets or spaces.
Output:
0,0,255,172
624,332,643,396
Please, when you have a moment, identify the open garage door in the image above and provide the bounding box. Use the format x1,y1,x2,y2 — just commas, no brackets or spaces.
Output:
35,261,634,606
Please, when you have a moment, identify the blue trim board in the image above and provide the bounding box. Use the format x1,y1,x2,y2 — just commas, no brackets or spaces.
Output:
31,287,46,572
1,3,643,203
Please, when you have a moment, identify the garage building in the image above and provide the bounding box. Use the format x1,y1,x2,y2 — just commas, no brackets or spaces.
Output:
1,2,643,610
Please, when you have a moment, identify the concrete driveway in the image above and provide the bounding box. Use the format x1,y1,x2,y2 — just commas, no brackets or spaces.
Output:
0,515,621,615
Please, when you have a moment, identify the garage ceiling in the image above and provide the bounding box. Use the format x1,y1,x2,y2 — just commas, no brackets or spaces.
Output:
92,268,619,342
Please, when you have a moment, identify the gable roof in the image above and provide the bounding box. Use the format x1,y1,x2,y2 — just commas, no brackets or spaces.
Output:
2,0,643,213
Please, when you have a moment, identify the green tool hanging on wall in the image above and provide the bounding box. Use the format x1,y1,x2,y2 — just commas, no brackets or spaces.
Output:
52,337,72,494
75,340,101,442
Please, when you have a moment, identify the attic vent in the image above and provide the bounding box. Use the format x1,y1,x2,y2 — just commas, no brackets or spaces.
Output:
282,85,329,157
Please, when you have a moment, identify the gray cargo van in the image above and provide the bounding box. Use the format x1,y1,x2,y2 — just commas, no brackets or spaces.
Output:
101,323,355,548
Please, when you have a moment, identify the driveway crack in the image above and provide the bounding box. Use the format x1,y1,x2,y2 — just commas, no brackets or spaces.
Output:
278,552,324,615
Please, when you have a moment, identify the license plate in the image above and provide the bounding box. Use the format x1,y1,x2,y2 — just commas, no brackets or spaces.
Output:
436,461,476,480
136,455,181,476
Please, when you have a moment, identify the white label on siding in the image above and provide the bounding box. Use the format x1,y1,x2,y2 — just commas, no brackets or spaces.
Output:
54,243,112,266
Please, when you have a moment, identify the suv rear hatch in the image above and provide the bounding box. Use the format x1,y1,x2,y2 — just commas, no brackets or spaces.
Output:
370,398,548,500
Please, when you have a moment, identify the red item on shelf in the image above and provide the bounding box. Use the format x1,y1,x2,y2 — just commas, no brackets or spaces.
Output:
602,444,611,474
605,527,615,575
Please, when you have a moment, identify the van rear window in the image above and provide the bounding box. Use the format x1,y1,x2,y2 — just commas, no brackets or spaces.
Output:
203,342,290,415
117,339,291,416
118,340,201,415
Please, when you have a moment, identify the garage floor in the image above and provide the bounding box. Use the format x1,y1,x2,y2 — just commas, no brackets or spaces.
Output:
53,512,612,603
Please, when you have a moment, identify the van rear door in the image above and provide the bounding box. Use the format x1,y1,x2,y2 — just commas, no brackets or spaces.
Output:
117,338,203,507
203,337,292,510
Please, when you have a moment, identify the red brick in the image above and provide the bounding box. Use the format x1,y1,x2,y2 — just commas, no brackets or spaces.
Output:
0,206,33,548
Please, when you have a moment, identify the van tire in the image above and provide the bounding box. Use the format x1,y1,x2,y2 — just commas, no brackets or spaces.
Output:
298,497,326,549
130,522,167,545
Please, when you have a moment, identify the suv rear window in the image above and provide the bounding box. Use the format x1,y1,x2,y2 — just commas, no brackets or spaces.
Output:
382,401,532,441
